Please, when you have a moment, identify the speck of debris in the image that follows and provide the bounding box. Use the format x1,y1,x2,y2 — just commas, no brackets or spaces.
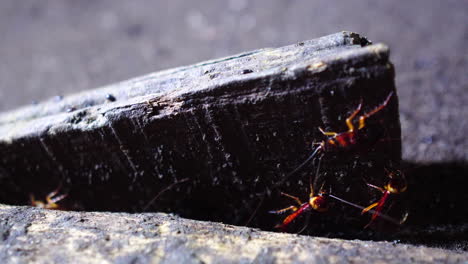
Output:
66,107,76,112
203,68,214,75
209,73,220,79
106,94,116,102
297,42,305,46
242,69,253,74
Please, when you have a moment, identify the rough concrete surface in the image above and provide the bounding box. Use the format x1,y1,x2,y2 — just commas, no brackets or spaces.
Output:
0,204,466,264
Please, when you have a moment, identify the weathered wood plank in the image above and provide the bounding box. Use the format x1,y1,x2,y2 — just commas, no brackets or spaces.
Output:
0,204,466,264
0,32,400,234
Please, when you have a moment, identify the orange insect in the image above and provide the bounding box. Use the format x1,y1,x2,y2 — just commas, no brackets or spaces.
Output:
361,169,407,228
30,186,67,210
269,184,329,231
285,91,395,178
252,92,396,229
317,92,394,151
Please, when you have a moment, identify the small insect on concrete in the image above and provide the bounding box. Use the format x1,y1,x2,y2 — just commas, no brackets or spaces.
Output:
361,169,408,228
30,185,68,210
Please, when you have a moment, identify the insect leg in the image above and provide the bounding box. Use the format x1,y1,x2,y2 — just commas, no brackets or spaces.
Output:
358,91,394,129
361,202,379,215
318,127,337,137
280,192,303,206
269,205,299,215
345,99,363,132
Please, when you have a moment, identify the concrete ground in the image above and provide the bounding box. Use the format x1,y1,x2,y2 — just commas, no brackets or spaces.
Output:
1,0,467,163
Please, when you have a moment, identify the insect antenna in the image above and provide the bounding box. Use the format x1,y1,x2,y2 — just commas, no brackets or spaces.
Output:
297,211,311,234
328,194,402,226
246,143,323,226
142,178,189,212
244,195,265,226
311,153,325,196
276,145,323,188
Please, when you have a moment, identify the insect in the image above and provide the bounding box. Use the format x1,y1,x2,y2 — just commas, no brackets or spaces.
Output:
30,186,68,210
269,184,329,231
284,91,395,179
270,186,405,231
327,192,405,227
250,92,395,227
361,169,407,228
269,156,331,231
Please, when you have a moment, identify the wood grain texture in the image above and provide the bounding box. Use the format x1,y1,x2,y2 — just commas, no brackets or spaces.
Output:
0,32,400,234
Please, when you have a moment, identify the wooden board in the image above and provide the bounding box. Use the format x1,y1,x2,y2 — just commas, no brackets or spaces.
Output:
0,32,400,234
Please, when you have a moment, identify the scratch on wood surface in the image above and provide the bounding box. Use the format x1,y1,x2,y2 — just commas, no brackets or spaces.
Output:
38,136,63,172
108,124,140,182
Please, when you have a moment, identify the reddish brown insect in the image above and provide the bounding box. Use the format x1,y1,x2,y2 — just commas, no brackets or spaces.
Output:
30,186,67,210
318,91,394,151
285,91,394,178
269,184,329,231
361,169,407,228
327,193,404,227
252,92,396,228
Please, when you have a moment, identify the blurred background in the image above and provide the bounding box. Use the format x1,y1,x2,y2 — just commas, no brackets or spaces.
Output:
0,0,467,162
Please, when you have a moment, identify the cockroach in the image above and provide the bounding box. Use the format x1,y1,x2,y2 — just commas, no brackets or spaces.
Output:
30,185,67,210
270,160,329,231
269,185,329,231
361,169,407,228
328,193,405,227
249,92,395,227
284,91,394,179
270,184,405,231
